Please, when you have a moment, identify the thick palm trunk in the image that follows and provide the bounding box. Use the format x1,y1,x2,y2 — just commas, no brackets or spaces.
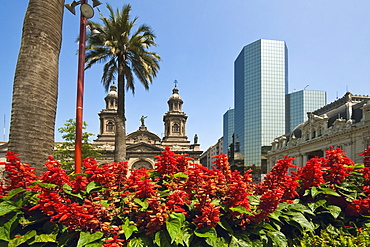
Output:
114,58,127,162
8,0,64,171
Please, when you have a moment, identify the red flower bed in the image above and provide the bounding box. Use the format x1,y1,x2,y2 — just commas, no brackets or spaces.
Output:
0,146,370,246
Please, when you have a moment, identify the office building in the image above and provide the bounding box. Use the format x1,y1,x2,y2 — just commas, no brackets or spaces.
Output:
234,39,288,169
286,90,327,132
223,108,234,154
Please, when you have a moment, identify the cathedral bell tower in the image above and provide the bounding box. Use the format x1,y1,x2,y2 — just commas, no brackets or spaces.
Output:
162,86,190,147
94,84,118,146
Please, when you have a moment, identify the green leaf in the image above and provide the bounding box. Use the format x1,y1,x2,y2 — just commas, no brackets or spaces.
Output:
230,232,252,247
173,173,188,178
218,219,234,235
205,235,223,247
181,223,194,247
122,218,138,240
318,187,341,197
127,237,152,247
194,227,217,243
311,187,319,198
268,211,281,222
288,203,315,215
266,230,287,247
133,198,149,210
303,189,310,197
62,183,83,199
28,233,57,244
85,243,103,247
31,181,58,189
77,231,104,247
325,205,342,219
0,201,19,216
251,239,263,247
307,199,326,212
0,212,20,241
63,188,84,200
8,230,36,247
229,206,253,215
166,212,185,244
154,231,171,247
248,195,260,205
86,181,102,194
287,212,314,231
1,188,27,201
262,223,276,231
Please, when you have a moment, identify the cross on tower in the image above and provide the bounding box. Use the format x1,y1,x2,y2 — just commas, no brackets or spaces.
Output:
174,80,178,87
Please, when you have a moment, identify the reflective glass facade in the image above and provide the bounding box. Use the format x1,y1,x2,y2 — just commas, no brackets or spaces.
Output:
286,90,327,132
234,39,288,167
223,109,234,154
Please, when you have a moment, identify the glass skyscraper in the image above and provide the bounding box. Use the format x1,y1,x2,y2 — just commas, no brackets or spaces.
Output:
223,108,234,154
286,90,327,132
234,39,288,167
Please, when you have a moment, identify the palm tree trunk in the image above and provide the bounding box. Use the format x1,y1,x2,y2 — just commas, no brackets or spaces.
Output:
114,55,127,162
8,0,64,171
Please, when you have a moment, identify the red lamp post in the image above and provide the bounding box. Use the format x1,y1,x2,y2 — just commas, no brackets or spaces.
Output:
64,0,101,173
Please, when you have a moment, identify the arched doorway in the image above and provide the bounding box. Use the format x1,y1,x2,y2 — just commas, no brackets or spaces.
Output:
131,160,153,170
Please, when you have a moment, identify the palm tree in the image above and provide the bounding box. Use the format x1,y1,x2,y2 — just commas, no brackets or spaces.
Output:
85,4,160,162
8,0,64,171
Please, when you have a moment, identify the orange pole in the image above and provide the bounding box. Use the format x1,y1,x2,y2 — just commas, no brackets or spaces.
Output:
75,0,87,174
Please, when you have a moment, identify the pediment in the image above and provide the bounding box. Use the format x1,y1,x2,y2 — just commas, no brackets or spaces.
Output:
126,142,164,152
126,129,161,144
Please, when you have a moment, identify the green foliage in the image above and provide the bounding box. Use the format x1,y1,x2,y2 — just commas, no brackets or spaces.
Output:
294,228,370,247
54,119,101,172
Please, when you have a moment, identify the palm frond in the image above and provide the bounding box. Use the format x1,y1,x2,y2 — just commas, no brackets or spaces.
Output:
84,3,160,97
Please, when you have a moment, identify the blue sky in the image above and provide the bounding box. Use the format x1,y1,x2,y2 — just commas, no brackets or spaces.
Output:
1,1,370,151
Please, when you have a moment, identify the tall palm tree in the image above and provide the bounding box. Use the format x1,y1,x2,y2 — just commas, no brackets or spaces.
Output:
85,4,160,162
8,0,64,171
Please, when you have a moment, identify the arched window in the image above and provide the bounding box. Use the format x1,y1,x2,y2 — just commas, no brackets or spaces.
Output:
106,121,114,132
172,123,179,133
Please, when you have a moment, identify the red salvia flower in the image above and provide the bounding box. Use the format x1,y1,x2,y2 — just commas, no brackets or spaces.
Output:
193,203,220,228
257,156,298,201
0,151,38,194
155,146,193,176
125,168,159,199
250,189,283,224
294,157,326,191
71,175,89,193
359,146,370,168
40,157,70,187
103,235,126,247
323,147,353,184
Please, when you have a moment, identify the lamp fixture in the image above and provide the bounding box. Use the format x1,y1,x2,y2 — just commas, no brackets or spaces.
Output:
64,1,79,15
80,3,94,18
92,0,102,8
64,0,101,18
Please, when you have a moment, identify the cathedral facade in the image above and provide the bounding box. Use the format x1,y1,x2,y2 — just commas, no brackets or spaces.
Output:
93,85,202,170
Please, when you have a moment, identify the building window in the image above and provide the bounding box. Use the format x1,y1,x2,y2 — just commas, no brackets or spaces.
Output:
318,128,322,137
172,123,179,133
106,121,114,132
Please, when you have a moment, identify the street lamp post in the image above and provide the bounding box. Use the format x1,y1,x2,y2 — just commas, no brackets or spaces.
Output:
65,0,101,173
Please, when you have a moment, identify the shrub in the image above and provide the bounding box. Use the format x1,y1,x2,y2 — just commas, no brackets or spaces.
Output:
0,146,370,246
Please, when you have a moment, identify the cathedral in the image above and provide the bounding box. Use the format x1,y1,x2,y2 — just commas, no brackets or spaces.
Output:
93,84,202,170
